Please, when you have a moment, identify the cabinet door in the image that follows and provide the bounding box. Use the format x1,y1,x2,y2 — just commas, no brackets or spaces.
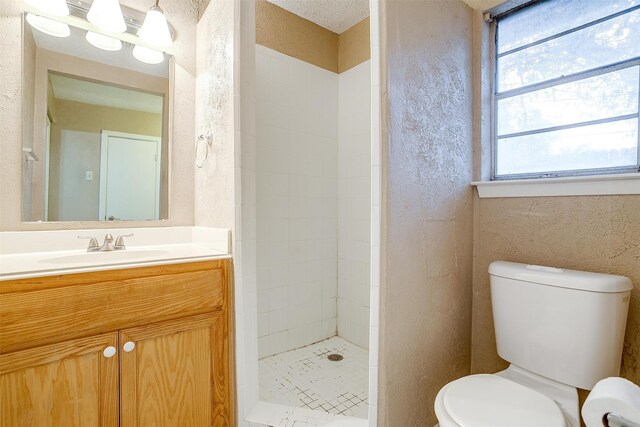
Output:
0,333,119,427
119,312,231,427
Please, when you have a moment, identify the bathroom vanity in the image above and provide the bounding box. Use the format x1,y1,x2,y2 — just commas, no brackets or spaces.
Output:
0,228,234,426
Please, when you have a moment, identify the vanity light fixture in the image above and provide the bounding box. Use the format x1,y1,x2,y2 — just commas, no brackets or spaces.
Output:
138,1,173,48
25,0,69,16
132,45,164,64
25,0,173,64
86,31,122,51
26,13,70,38
87,0,126,33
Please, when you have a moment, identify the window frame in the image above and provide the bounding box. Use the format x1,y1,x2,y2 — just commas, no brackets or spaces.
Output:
491,1,640,181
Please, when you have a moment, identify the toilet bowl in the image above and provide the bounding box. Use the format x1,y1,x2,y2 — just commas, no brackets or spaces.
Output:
435,365,578,427
434,261,632,427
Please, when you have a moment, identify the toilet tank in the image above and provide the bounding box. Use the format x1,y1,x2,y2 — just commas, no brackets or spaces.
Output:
489,261,632,390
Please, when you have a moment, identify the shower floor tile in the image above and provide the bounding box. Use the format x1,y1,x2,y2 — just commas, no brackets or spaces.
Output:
259,336,369,418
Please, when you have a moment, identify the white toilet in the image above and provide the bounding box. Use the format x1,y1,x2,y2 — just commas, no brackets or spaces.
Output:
435,261,633,427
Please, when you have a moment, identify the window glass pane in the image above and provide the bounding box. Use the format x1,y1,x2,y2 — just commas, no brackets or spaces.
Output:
497,0,639,54
498,8,640,92
497,67,639,136
496,119,638,176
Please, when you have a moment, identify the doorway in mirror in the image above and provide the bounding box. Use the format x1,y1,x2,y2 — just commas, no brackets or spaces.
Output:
99,131,161,221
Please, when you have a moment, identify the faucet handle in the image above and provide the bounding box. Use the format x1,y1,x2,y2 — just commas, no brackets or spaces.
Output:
78,235,99,252
114,233,134,250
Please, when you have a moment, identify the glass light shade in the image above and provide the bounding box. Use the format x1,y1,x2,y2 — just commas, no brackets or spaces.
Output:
132,45,164,64
26,13,70,38
25,0,69,16
138,6,172,48
86,31,122,51
87,0,126,33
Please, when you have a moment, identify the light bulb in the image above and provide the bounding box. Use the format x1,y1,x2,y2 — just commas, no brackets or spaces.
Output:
138,5,172,48
87,0,126,33
25,0,69,16
26,13,70,38
86,31,122,51
132,45,164,64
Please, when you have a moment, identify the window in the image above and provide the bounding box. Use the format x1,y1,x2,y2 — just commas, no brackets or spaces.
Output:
493,0,640,179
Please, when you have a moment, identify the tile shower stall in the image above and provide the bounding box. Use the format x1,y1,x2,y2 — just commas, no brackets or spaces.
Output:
256,45,371,418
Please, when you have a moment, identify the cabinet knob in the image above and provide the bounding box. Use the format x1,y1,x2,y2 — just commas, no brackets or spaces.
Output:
103,346,117,358
123,341,136,352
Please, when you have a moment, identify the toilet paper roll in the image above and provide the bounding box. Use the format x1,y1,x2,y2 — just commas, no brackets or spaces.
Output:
582,377,640,427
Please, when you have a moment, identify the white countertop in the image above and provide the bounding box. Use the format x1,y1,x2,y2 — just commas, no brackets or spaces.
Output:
0,226,231,281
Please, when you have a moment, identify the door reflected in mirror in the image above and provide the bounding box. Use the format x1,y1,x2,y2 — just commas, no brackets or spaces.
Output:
22,12,170,222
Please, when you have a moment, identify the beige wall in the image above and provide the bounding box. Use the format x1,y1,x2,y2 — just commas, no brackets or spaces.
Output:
256,0,338,72
339,17,371,73
0,0,198,230
378,0,474,425
471,195,640,383
468,0,640,401
52,99,162,137
255,0,370,74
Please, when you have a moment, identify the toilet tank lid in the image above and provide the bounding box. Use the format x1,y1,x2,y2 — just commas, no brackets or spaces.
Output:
489,261,632,293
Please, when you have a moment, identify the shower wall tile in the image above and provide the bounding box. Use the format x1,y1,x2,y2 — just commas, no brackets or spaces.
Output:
337,60,372,349
256,45,339,358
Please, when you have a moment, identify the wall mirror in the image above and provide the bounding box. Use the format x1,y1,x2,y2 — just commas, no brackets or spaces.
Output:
22,0,173,222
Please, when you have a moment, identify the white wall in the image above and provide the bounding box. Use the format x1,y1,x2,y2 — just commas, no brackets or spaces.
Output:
256,45,339,357
337,60,371,349
54,130,100,220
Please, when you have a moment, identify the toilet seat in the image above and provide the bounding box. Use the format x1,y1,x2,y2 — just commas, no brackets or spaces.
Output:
441,374,567,427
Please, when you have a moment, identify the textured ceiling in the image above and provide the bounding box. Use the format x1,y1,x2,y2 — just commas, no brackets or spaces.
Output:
267,0,369,34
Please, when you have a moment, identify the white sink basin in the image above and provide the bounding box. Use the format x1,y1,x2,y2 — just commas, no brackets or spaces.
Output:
0,227,232,280
41,249,170,264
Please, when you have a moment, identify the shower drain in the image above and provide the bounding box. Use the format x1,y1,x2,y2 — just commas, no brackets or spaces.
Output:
327,353,344,361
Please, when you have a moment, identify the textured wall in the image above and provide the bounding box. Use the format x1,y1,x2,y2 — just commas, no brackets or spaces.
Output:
471,195,640,385
0,0,24,229
194,0,235,230
0,0,198,230
378,0,474,425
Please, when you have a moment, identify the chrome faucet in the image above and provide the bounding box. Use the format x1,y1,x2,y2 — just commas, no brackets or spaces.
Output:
78,233,134,252
114,234,134,250
78,235,100,251
98,234,116,251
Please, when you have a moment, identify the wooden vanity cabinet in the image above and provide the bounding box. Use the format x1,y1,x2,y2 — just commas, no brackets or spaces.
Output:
0,333,119,426
0,259,234,427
